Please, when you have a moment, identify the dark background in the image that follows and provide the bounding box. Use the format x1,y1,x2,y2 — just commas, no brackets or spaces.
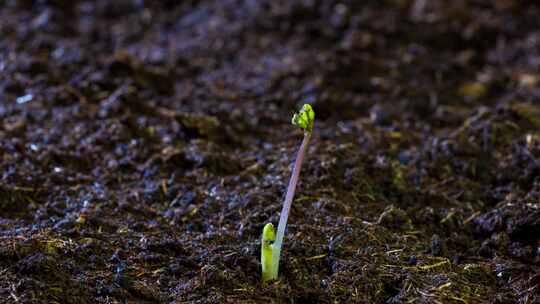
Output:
1,1,539,303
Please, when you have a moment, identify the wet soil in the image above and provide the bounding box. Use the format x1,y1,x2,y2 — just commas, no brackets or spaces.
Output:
1,1,540,303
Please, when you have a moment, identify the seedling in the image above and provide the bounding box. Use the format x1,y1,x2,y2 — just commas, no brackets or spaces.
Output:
261,223,276,282
261,104,315,282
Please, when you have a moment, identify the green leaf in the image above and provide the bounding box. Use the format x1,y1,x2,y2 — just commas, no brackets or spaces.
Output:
291,104,315,132
261,223,277,282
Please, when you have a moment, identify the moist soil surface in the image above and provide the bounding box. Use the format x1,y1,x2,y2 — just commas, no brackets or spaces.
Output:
1,1,540,303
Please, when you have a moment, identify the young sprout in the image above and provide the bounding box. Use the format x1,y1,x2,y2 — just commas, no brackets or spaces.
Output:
261,104,315,282
261,223,276,282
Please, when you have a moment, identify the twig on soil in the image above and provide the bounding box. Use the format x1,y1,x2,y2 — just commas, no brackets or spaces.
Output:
10,283,20,303
305,254,327,261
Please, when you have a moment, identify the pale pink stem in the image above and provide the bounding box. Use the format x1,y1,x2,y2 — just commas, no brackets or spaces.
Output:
271,131,312,276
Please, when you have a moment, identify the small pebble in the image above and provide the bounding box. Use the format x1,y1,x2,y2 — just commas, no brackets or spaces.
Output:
16,94,33,104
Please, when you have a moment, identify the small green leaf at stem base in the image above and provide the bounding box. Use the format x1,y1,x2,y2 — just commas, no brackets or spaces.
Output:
261,223,277,282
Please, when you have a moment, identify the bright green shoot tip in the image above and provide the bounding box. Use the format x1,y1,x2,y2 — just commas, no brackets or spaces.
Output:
261,103,315,282
291,104,315,133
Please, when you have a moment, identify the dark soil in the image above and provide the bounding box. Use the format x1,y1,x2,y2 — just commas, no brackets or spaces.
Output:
1,1,540,303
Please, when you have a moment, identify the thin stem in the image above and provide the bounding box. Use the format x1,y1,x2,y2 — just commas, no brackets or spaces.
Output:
271,131,312,277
